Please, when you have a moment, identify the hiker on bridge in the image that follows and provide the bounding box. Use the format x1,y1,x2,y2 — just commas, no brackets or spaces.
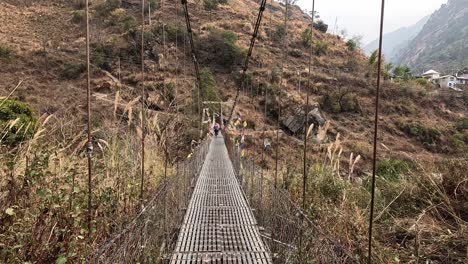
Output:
213,122,221,137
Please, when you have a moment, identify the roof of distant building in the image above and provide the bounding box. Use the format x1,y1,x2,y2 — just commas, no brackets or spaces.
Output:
422,69,440,75
433,75,456,80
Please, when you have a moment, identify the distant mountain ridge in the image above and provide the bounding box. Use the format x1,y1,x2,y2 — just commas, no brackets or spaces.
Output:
364,15,430,63
395,0,468,74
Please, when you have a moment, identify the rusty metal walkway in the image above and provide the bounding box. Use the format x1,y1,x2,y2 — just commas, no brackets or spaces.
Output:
171,135,272,264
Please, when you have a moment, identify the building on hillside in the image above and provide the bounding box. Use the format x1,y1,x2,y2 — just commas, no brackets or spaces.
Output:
422,69,440,80
431,75,458,89
457,74,468,85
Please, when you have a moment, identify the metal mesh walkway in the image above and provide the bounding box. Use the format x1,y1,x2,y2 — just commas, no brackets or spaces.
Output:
171,135,272,264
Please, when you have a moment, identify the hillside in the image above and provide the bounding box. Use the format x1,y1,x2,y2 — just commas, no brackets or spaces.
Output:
364,15,429,62
395,0,468,73
0,0,467,262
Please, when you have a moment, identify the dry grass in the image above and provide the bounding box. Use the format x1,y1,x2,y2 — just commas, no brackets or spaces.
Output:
0,94,189,262
287,136,468,262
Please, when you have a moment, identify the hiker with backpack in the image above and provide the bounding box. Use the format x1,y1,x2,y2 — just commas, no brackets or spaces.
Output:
213,122,220,137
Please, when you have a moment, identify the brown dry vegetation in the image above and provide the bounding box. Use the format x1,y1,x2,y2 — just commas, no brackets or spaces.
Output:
0,0,467,262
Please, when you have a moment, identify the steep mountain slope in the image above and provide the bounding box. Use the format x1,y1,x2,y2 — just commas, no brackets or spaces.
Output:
364,15,429,62
396,0,468,73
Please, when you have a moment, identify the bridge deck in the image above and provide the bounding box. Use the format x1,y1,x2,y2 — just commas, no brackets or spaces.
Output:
171,136,272,264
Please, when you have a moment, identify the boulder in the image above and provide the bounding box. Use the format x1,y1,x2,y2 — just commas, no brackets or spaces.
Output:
308,108,325,127
282,104,326,135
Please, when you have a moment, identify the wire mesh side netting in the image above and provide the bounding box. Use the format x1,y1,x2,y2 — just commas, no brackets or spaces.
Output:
225,134,357,264
89,140,210,264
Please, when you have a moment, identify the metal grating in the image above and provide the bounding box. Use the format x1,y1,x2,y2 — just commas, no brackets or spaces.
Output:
171,136,272,264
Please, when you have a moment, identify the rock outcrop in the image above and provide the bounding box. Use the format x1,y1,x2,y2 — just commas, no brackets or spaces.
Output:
282,103,325,135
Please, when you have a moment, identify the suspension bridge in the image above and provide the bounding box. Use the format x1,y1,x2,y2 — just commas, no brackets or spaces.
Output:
80,0,388,261
171,135,272,263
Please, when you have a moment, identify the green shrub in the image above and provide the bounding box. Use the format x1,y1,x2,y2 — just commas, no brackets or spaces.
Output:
393,65,412,80
377,158,411,180
450,133,467,152
464,87,468,104
200,68,218,101
95,0,121,17
315,40,328,56
382,100,417,116
61,63,86,79
313,169,347,203
321,90,360,113
289,49,302,58
203,0,228,12
265,95,279,119
270,68,281,84
126,29,156,61
274,24,286,41
0,43,13,62
145,0,157,12
301,28,312,47
0,99,37,146
455,117,468,131
193,68,220,113
203,0,218,10
321,94,337,112
128,29,156,42
164,82,176,103
108,8,138,32
238,72,253,87
165,22,187,43
109,8,125,25
203,0,219,18
346,39,357,51
313,20,328,33
415,77,428,86
340,93,360,112
450,120,468,151
72,0,86,9
91,43,114,71
320,93,360,113
122,15,138,31
217,29,237,43
307,164,352,205
71,10,85,24
397,121,441,145
199,28,243,69
107,35,128,54
381,82,425,100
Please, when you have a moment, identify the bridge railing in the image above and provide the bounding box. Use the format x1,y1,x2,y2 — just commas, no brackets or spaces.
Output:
225,134,357,263
89,139,210,263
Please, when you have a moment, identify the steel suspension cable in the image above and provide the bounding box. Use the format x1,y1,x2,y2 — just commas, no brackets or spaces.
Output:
274,0,290,188
180,0,202,133
226,0,268,126
368,0,386,263
85,0,94,237
140,0,146,206
299,0,315,257
303,0,315,218
175,5,180,112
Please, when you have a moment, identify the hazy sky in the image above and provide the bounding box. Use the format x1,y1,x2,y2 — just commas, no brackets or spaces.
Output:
296,0,448,44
